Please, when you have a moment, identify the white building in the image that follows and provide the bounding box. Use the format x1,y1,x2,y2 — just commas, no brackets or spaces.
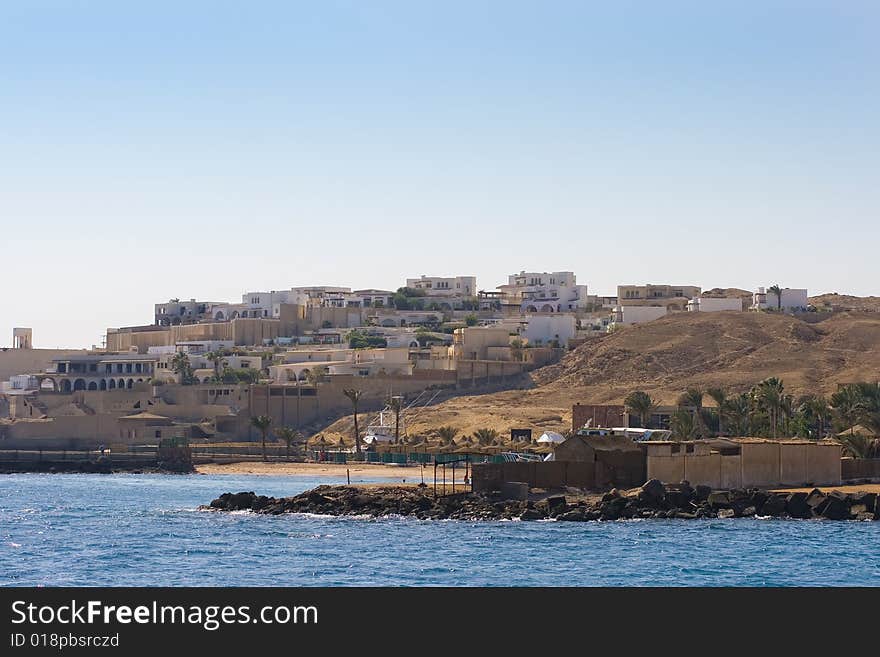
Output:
687,297,743,312
523,315,577,347
751,287,809,312
406,275,477,297
610,305,668,327
497,271,589,313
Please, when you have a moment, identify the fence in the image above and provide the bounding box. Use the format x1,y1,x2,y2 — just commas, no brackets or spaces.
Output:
308,450,506,466
842,457,880,481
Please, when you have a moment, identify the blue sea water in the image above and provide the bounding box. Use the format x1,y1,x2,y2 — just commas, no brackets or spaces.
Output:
1,473,879,586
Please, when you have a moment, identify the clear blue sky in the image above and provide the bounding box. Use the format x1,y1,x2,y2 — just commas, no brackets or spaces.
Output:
2,1,878,348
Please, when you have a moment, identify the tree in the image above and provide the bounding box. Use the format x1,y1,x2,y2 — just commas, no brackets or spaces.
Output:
206,351,223,381
798,395,830,438
751,377,785,438
830,384,865,436
250,415,272,462
472,428,499,445
705,387,727,435
726,393,752,437
768,284,783,311
170,351,197,385
851,382,880,434
464,313,478,327
305,366,325,386
677,388,704,435
275,426,301,461
669,409,695,441
624,391,656,428
435,426,458,444
343,388,363,454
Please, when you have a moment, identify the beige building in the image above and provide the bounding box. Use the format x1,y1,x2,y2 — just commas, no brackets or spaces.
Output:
645,438,841,489
449,326,511,361
406,275,477,297
617,284,701,302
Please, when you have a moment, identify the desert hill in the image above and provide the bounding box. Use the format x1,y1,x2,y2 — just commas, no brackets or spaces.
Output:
321,310,880,439
809,293,880,313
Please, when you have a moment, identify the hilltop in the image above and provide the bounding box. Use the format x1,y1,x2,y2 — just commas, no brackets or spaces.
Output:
809,293,880,313
321,310,880,438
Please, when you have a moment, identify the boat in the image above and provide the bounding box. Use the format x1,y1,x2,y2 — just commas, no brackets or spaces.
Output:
362,408,404,447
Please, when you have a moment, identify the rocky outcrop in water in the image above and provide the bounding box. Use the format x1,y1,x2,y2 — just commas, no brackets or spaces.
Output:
204,481,880,521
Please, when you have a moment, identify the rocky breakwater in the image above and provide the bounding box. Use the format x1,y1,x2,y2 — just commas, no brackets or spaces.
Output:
204,482,880,521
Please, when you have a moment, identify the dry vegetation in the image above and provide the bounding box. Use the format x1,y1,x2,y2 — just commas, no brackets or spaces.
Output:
321,310,880,438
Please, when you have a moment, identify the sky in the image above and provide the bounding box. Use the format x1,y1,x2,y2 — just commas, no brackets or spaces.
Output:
1,1,878,349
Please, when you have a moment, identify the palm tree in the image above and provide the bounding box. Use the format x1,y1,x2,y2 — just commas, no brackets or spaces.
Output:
797,395,830,438
275,426,300,461
678,388,704,435
706,387,727,436
751,377,784,438
250,415,272,461
435,426,459,444
669,409,695,441
388,396,404,443
206,351,223,382
343,388,363,454
624,391,656,428
768,284,783,311
852,382,880,434
726,393,752,437
472,428,499,445
830,384,865,436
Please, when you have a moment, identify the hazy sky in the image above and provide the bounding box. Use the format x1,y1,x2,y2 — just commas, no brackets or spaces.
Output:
2,1,878,349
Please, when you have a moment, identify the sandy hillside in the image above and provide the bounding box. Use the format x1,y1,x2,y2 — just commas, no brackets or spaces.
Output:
809,293,880,313
321,310,880,438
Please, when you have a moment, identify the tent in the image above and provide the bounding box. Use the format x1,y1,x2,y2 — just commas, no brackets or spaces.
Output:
536,431,566,444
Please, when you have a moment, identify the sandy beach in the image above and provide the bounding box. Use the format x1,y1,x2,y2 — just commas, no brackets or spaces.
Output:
195,460,469,482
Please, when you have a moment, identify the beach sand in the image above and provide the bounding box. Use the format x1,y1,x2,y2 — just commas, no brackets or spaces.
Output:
771,483,880,494
195,461,469,482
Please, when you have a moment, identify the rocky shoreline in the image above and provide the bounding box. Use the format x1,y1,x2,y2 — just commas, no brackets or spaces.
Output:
204,480,880,521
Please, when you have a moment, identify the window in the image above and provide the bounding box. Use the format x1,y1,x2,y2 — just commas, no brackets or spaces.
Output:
155,430,162,439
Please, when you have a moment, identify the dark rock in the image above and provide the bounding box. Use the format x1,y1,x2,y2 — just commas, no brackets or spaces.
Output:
674,512,697,520
519,509,544,521
820,496,850,520
785,492,812,519
749,490,769,511
665,489,694,508
638,479,666,504
557,509,587,521
694,485,712,502
547,496,568,518
739,506,757,517
759,495,786,517
805,489,827,509
707,491,731,508
602,489,622,502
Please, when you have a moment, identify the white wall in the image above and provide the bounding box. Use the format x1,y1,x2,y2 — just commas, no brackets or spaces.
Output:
688,297,743,312
616,306,667,324
524,315,577,346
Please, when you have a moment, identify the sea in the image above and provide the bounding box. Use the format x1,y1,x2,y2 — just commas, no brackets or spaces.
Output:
2,473,879,586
